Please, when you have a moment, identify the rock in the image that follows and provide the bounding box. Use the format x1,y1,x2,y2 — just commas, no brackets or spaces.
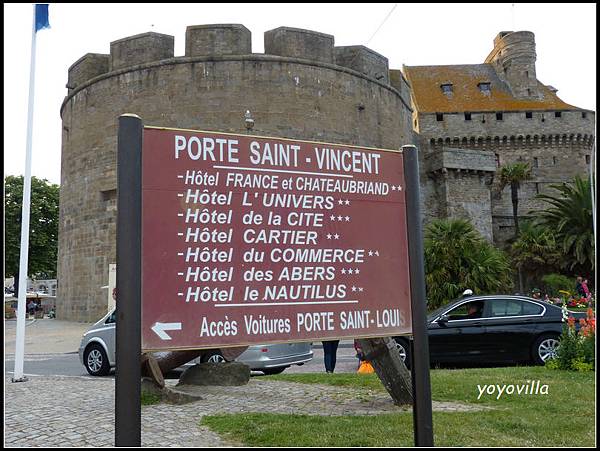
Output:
177,362,250,387
141,377,202,405
141,377,164,397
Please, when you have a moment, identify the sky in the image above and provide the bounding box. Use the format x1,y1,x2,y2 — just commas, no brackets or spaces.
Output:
3,3,596,185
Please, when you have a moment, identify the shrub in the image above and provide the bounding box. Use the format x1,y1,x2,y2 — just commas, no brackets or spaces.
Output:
572,359,594,372
555,321,579,370
549,307,595,371
542,273,573,297
424,218,513,310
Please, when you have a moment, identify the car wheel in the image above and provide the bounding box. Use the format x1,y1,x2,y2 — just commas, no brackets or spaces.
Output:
261,367,287,375
393,337,411,369
201,350,226,363
532,334,560,365
84,343,110,376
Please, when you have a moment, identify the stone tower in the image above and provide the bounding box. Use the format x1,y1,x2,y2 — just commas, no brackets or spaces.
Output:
58,25,415,321
485,31,540,99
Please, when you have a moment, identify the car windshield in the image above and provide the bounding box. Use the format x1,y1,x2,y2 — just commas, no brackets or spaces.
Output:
427,299,461,321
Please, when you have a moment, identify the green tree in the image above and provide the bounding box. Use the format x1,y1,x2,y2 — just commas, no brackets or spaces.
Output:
4,176,60,290
533,176,594,274
498,162,532,238
510,220,562,285
424,218,513,310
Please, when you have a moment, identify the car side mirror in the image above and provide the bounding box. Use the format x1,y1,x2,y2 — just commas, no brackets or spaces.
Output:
438,314,449,323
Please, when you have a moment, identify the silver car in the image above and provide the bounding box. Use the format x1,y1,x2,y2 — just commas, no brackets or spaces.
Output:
79,309,313,376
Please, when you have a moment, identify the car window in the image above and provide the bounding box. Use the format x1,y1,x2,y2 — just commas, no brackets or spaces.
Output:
446,301,484,320
488,299,543,317
522,301,544,315
105,310,116,324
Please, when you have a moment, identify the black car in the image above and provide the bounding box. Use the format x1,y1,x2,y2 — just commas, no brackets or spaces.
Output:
394,295,584,367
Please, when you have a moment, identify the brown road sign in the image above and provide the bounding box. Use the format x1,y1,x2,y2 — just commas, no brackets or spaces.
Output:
141,127,412,351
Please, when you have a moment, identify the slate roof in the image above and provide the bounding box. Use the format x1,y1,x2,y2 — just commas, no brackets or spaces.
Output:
403,64,578,113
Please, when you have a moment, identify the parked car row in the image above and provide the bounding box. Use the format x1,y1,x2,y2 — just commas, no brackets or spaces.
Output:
80,295,584,376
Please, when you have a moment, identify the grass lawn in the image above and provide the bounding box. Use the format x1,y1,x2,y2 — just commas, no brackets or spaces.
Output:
200,366,595,447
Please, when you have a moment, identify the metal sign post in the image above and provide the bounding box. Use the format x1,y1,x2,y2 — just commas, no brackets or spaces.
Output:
112,119,431,446
402,145,434,446
115,114,143,447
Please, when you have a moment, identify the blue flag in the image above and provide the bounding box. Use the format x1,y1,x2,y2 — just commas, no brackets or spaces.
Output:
35,4,50,32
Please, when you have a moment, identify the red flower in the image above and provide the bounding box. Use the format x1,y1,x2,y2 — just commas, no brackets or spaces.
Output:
586,308,595,320
581,328,590,337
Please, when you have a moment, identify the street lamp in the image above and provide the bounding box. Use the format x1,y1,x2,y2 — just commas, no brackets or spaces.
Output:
244,110,254,131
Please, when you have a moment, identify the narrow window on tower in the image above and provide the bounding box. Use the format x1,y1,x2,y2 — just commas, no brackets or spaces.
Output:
555,111,562,118
586,155,591,165
526,112,533,119
533,157,539,168
436,113,444,122
464,112,472,121
496,112,503,121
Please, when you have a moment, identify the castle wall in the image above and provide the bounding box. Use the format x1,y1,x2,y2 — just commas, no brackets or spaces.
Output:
423,147,496,240
58,27,414,322
418,109,595,245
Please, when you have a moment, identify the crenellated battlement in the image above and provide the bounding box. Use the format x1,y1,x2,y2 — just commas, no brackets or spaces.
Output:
185,24,251,57
428,133,595,150
264,26,334,64
334,46,389,84
67,53,109,92
66,24,398,93
109,31,174,71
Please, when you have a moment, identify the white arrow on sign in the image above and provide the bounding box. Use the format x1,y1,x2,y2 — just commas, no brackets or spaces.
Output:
151,322,182,340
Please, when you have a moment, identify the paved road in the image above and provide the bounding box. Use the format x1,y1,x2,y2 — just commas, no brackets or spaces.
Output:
5,318,361,378
5,344,361,379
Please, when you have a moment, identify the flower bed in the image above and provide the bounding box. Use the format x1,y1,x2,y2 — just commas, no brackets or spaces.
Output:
567,297,590,308
547,307,595,371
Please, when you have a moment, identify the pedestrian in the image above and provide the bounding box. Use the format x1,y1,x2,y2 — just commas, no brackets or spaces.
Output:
322,339,340,373
27,301,36,318
575,276,586,298
354,339,375,374
582,278,592,302
531,288,542,300
353,339,363,369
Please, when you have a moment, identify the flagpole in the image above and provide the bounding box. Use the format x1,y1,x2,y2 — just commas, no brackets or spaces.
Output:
12,4,39,383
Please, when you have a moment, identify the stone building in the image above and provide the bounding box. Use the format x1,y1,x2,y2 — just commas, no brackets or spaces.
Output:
58,25,414,321
58,26,595,321
404,31,595,244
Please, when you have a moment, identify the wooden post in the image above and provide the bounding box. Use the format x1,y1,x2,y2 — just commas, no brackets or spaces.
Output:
357,337,413,406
